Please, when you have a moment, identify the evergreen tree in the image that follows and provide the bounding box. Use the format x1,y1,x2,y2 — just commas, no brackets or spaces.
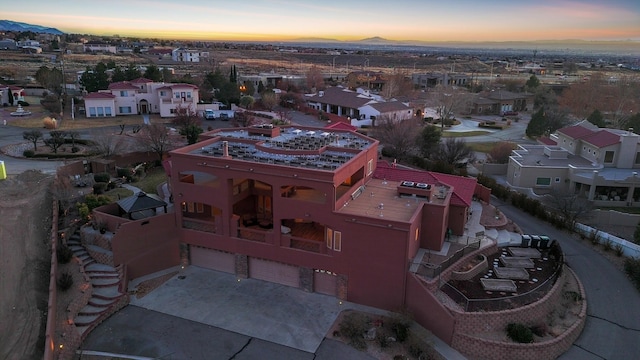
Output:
587,109,606,127
229,65,237,83
526,108,547,138
143,65,163,82
525,75,541,90
80,62,109,92
111,66,127,82
124,63,141,81
257,81,265,94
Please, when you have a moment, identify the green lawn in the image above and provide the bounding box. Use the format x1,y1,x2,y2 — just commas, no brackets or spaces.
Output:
467,142,499,153
130,167,168,195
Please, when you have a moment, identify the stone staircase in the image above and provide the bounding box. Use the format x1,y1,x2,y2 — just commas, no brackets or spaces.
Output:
66,230,128,338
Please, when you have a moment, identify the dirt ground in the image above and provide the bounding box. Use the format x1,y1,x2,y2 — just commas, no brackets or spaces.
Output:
0,171,53,360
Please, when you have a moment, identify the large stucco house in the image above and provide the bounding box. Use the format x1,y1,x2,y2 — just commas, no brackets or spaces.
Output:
83,78,199,118
507,121,640,205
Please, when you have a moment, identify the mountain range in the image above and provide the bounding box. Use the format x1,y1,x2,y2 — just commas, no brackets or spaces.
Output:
0,20,64,35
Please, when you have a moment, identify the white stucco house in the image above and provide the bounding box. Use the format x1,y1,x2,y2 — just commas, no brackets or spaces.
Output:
172,48,209,63
83,78,200,118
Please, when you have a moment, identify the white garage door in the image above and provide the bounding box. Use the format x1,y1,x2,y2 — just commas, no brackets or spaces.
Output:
314,270,338,296
190,246,235,274
249,257,299,288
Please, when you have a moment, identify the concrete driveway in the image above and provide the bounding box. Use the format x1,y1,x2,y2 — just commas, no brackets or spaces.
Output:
81,266,382,359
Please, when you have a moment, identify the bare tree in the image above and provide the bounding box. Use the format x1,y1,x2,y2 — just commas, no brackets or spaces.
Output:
44,130,67,154
380,72,414,99
305,65,325,92
373,116,421,160
544,189,593,229
430,85,471,130
260,90,278,110
487,142,517,164
23,130,43,151
432,137,476,168
172,105,202,145
140,124,173,162
91,129,124,158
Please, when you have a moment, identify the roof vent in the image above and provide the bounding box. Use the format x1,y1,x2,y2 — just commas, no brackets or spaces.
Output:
416,183,430,189
401,181,415,187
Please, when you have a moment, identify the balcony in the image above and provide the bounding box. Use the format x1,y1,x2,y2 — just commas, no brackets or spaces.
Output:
182,218,218,234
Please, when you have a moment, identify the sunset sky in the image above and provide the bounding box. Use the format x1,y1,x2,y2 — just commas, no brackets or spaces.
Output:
5,0,640,42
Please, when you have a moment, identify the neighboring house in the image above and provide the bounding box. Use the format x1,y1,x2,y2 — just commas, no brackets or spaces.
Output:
17,39,40,47
163,125,479,314
346,71,386,91
0,85,25,105
83,42,117,54
305,86,413,127
412,73,469,89
83,78,200,118
238,73,306,90
0,38,17,50
470,90,532,115
507,121,640,205
171,48,209,62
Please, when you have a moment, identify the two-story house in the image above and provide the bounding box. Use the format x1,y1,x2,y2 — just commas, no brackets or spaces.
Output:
83,78,199,118
507,121,640,205
171,48,209,63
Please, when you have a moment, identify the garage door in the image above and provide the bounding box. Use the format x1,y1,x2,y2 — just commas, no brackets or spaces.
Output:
314,270,338,296
190,246,235,274
248,257,299,288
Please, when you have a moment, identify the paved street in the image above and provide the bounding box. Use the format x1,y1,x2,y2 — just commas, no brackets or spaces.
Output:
494,197,640,360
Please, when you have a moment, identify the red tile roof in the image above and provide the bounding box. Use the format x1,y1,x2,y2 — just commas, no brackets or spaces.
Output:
373,161,476,207
581,130,620,148
84,92,116,99
537,136,557,145
130,77,154,84
325,121,357,131
557,125,595,139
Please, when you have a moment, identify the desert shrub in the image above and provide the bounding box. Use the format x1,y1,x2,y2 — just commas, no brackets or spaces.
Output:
57,272,74,291
93,182,107,194
624,258,640,291
17,100,29,106
614,243,624,257
506,323,533,343
589,230,600,245
117,167,134,182
94,172,110,183
23,149,34,157
563,290,582,302
530,323,548,337
388,311,412,343
375,330,389,348
57,245,73,264
338,312,370,350
71,146,80,153
602,239,613,252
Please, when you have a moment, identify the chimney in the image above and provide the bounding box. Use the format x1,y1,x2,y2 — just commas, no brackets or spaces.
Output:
222,141,229,157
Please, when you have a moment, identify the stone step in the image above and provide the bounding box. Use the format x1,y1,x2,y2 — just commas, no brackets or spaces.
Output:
88,297,117,308
77,253,93,262
86,244,113,256
74,314,100,327
85,263,117,273
91,277,121,287
78,304,108,317
75,325,90,337
88,272,120,279
69,245,84,252
92,286,123,301
82,258,96,267
69,234,81,241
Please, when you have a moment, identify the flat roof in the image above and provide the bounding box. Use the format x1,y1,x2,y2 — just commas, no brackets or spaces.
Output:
189,126,375,171
511,145,596,168
337,178,449,223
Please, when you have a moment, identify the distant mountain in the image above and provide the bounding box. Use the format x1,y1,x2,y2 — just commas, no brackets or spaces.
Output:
0,20,64,35
357,36,392,44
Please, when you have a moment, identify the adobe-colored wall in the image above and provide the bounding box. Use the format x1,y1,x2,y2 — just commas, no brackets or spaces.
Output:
450,267,587,360
475,183,492,203
405,273,455,344
421,202,447,250
111,213,180,279
447,204,467,236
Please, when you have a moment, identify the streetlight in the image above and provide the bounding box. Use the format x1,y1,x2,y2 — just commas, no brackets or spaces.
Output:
239,84,246,95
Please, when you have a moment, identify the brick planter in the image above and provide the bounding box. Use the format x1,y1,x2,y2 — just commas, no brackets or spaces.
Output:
451,254,488,281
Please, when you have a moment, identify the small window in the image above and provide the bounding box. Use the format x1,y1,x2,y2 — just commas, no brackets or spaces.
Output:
536,177,551,186
326,228,333,249
89,107,96,117
160,90,166,96
105,107,112,116
367,159,373,175
604,151,615,163
333,231,342,252
120,90,127,97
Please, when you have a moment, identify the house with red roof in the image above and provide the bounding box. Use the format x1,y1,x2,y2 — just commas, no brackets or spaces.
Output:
83,78,199,118
507,121,640,205
0,84,25,105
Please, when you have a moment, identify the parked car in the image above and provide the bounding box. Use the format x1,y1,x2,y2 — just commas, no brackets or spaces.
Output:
219,113,229,121
204,109,215,120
